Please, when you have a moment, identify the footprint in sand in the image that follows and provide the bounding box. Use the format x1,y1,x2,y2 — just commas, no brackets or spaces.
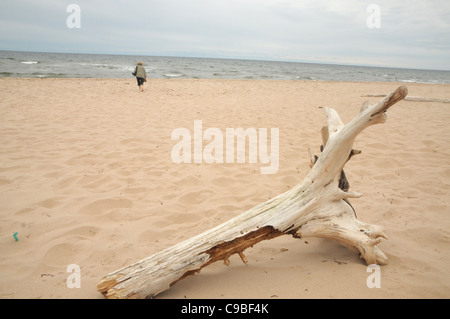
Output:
42,238,94,267
78,198,133,215
177,190,215,206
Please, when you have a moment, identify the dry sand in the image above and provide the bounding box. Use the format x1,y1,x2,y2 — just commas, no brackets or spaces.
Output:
0,78,449,299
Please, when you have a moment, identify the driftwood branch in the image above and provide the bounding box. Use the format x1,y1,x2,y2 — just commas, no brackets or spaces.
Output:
98,86,408,299
362,94,449,103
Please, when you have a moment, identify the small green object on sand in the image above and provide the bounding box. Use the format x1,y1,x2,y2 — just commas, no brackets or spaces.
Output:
13,232,18,242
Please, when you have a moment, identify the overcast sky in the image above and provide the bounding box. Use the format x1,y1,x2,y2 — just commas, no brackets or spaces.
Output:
1,0,449,70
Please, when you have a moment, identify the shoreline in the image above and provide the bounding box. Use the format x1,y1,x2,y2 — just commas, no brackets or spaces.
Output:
2,76,450,84
0,78,449,298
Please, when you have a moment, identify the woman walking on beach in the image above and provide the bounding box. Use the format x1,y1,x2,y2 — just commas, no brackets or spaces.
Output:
133,62,147,92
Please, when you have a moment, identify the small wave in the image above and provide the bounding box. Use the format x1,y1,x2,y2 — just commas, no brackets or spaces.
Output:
89,63,112,69
21,61,38,64
295,75,317,81
87,63,136,72
164,73,183,78
400,79,417,83
82,63,117,70
31,72,68,78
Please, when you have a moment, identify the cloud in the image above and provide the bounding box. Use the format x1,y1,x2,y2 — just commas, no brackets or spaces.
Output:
0,0,449,70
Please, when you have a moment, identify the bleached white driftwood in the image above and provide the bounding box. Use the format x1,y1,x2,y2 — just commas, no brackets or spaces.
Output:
362,94,449,103
98,86,408,299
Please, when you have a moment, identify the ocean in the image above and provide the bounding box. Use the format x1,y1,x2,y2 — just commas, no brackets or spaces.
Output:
1,50,450,84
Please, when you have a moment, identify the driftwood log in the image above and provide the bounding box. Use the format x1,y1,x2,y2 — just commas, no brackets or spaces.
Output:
98,86,408,299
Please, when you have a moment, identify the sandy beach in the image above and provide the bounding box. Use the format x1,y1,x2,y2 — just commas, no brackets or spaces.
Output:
0,78,449,299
